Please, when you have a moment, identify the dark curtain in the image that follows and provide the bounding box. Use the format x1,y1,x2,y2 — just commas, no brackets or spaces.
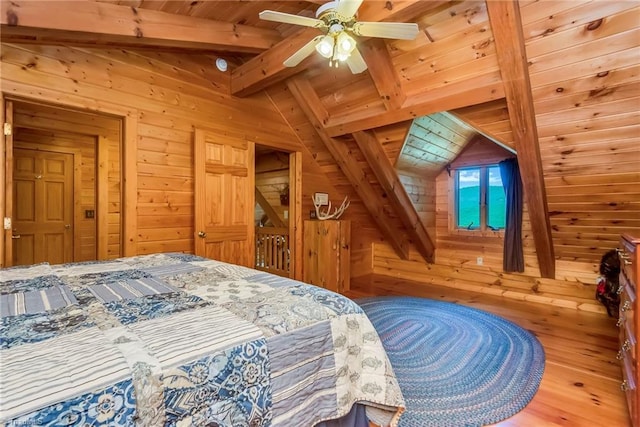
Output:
499,158,524,272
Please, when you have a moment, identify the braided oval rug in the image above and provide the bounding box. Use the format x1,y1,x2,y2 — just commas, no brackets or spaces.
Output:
357,296,545,427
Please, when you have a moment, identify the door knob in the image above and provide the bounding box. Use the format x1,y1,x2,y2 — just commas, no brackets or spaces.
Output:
11,234,20,239
198,231,207,238
64,224,71,229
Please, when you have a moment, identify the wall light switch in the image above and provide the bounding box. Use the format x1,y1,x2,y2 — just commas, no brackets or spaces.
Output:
3,217,11,230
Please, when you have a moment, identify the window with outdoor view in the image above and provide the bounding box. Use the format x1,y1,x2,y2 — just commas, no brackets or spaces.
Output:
455,166,505,231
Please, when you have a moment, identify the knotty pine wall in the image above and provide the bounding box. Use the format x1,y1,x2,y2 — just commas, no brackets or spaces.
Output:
454,2,640,262
298,0,639,264
1,43,383,272
372,148,604,312
373,121,438,234
360,1,639,311
267,91,557,296
370,242,602,312
371,123,609,311
265,84,386,259
400,172,436,234
521,1,640,262
2,0,637,306
1,44,308,258
12,102,122,260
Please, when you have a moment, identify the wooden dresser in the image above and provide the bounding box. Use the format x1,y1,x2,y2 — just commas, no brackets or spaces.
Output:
618,234,640,424
303,220,350,294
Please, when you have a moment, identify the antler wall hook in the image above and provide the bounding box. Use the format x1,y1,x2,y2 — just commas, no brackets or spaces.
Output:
313,195,350,220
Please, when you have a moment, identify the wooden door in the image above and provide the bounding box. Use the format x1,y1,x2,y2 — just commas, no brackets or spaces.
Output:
13,148,74,265
2,99,13,267
194,129,255,267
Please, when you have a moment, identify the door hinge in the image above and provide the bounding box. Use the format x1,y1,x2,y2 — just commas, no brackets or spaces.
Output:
3,123,11,136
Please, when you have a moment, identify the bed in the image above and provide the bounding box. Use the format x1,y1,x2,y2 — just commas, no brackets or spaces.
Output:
0,253,404,426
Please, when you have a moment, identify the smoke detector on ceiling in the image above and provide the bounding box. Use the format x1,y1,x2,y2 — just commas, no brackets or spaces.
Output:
216,58,228,72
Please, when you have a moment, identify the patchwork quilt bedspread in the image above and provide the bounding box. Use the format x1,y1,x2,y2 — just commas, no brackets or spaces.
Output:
0,253,404,426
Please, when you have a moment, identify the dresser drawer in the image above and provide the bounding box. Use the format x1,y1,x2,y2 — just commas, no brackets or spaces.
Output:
621,274,636,329
619,274,637,360
619,315,637,365
618,234,640,426
622,352,637,423
620,237,637,288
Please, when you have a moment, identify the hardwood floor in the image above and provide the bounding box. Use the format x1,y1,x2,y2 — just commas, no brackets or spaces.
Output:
348,275,631,427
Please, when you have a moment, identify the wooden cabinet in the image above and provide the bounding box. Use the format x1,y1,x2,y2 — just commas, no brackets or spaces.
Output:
303,220,350,293
619,234,640,424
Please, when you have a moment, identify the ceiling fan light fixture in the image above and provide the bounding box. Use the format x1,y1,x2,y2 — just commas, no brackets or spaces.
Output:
335,52,350,62
315,35,335,58
316,1,339,18
259,0,416,74
336,32,356,56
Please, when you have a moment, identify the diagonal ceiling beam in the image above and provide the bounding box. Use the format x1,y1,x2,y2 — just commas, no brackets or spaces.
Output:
353,130,435,263
231,28,324,97
287,77,411,260
486,0,555,278
360,39,406,110
231,0,447,97
0,0,281,53
255,188,286,228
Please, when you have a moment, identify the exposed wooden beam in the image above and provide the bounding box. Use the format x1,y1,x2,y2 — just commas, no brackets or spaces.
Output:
287,77,411,260
353,130,435,263
231,0,446,97
231,28,324,97
255,188,286,228
325,72,505,137
486,0,556,278
0,0,281,53
360,39,406,110
357,1,449,24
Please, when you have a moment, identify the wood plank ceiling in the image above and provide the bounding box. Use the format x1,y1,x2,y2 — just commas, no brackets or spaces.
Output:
1,0,638,273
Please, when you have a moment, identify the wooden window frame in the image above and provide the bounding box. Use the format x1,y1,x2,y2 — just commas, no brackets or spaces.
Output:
450,164,505,237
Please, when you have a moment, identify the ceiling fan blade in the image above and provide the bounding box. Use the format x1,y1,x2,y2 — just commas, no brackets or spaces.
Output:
352,21,419,40
284,35,324,67
259,10,326,28
336,0,364,20
346,48,368,74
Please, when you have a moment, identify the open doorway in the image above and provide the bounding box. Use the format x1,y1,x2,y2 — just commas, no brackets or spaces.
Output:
4,98,123,266
254,144,297,278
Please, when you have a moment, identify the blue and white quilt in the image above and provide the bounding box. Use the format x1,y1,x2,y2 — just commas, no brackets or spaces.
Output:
0,253,404,426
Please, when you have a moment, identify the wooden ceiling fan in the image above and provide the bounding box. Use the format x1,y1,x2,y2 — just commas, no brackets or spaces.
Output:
259,0,419,74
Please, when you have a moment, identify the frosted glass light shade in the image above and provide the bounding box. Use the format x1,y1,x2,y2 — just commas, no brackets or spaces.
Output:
315,35,335,58
336,32,356,56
